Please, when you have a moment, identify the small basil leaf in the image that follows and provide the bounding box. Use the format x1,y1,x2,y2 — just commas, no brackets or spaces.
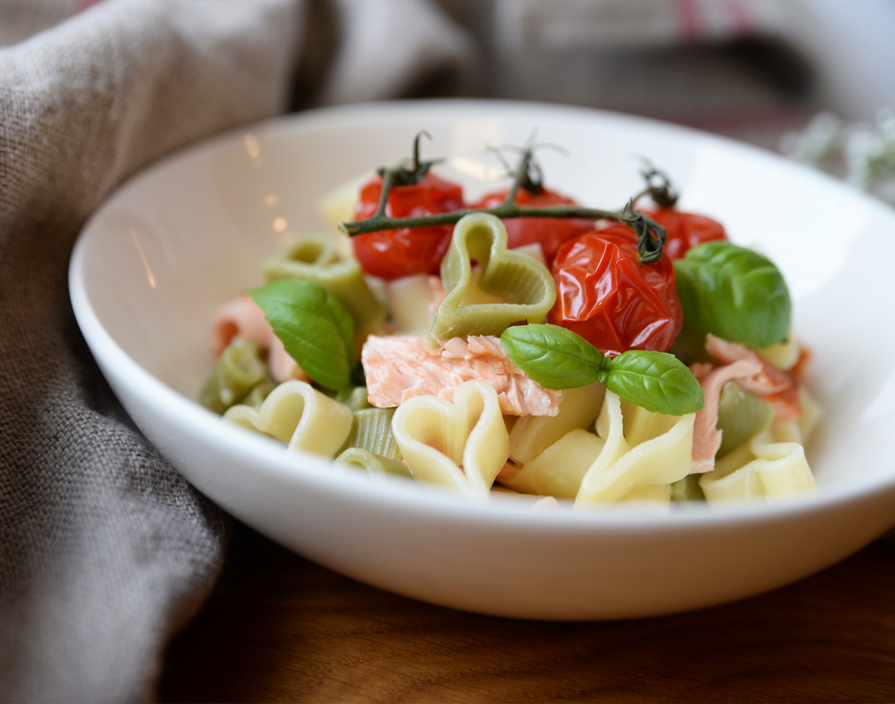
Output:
246,279,354,392
500,324,605,390
601,351,705,415
674,242,790,348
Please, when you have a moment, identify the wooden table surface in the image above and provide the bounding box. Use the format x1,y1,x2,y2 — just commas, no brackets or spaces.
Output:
158,523,895,703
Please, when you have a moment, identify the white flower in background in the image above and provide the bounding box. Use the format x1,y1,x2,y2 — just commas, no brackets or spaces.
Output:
780,112,844,173
782,109,895,206
843,109,895,204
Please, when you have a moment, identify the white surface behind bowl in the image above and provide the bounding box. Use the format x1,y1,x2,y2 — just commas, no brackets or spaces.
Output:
69,100,895,619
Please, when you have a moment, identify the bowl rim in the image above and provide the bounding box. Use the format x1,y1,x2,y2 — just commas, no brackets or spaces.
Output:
69,98,895,534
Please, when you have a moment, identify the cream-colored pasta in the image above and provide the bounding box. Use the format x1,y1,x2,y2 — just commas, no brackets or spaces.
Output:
391,379,508,498
224,380,353,457
757,334,801,370
507,382,606,466
501,429,604,499
699,429,817,503
619,483,672,506
385,275,440,336
575,391,695,506
799,386,823,443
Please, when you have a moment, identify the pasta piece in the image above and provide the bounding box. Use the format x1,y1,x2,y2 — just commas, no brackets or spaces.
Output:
575,391,695,506
430,213,556,342
501,429,604,499
391,380,509,498
757,335,801,370
239,379,276,410
799,386,823,444
508,382,605,465
386,247,548,337
619,483,671,506
198,339,271,414
670,474,705,502
699,430,817,503
264,234,386,333
342,407,401,461
224,380,353,457
335,447,413,479
335,386,373,412
318,172,370,240
385,275,442,336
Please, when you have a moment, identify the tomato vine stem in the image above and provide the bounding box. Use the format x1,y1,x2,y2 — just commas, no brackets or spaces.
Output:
340,144,668,264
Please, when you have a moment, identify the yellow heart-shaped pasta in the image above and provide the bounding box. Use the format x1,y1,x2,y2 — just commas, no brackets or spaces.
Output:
429,213,556,343
224,380,353,457
575,392,695,506
699,428,816,503
391,380,509,498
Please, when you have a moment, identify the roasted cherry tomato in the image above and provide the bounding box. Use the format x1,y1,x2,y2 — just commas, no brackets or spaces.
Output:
637,206,727,260
352,173,464,280
549,224,683,357
472,187,594,264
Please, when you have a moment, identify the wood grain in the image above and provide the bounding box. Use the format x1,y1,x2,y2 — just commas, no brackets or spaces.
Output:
158,524,895,703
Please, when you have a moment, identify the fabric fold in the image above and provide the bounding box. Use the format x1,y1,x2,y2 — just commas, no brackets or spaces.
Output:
0,0,476,700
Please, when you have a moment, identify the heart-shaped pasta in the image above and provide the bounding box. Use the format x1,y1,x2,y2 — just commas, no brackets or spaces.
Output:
224,380,353,457
391,379,509,498
699,427,816,503
429,213,556,342
575,392,696,506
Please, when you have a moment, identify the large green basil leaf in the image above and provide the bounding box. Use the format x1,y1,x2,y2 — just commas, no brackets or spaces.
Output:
501,324,704,415
674,242,790,348
602,351,705,415
246,279,355,392
500,324,605,389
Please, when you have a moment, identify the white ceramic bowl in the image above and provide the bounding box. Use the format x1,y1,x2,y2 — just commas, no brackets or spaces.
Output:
70,100,895,620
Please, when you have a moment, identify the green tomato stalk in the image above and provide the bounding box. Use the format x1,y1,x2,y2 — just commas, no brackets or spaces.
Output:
340,136,669,265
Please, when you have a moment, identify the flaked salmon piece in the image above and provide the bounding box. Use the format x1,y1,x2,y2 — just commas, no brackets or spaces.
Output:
705,334,801,422
362,334,561,416
210,294,308,384
690,358,764,474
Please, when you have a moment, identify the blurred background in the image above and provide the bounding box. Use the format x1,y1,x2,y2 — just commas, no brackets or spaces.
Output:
430,0,895,150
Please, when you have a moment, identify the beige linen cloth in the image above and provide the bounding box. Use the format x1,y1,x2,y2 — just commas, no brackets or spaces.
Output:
0,1,473,701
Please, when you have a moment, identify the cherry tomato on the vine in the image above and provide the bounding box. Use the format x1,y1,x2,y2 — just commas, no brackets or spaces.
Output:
352,173,464,280
638,206,727,260
548,224,683,357
472,188,594,264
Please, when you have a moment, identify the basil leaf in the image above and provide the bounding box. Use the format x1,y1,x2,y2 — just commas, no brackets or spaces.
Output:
246,279,355,392
500,324,605,389
602,351,705,415
674,241,790,348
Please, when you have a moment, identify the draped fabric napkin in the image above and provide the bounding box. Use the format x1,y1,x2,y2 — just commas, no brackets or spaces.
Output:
0,1,473,701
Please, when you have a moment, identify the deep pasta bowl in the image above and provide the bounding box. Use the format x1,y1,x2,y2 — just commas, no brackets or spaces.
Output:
70,100,895,619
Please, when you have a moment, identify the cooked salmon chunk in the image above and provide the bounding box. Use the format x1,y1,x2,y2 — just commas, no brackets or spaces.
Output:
362,335,561,416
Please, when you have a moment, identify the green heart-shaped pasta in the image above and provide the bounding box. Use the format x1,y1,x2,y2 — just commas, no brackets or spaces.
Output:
430,213,556,343
264,233,386,334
